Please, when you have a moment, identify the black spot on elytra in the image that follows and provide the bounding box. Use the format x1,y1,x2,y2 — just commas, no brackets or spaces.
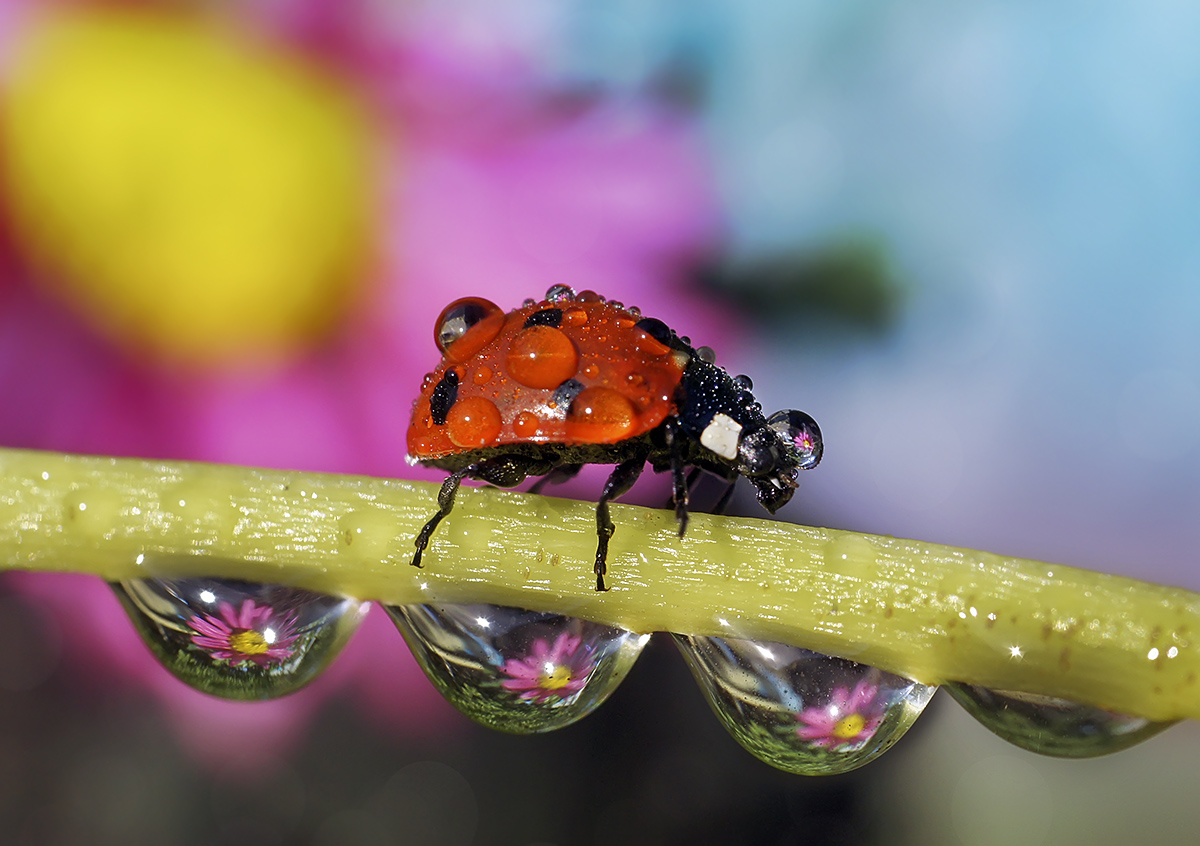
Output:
524,308,564,328
553,378,585,409
430,370,459,425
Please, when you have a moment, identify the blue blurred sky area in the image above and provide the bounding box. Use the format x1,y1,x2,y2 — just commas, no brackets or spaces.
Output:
551,0,1200,589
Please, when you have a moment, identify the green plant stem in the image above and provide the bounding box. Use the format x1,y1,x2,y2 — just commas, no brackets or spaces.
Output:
0,447,1196,722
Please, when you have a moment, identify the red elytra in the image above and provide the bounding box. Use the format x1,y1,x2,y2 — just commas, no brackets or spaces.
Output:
408,296,685,458
407,286,824,591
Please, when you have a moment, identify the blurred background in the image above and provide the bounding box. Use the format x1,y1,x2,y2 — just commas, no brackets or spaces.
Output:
1,0,1198,843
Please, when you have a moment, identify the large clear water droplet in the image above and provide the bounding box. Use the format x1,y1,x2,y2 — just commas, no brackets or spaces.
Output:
945,683,1177,757
388,603,648,734
113,577,368,700
675,635,936,775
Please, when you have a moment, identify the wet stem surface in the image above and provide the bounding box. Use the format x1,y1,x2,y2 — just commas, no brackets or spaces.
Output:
0,631,916,846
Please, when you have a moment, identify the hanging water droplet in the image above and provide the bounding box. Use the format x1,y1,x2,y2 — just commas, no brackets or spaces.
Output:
945,683,1177,757
388,603,648,734
675,635,935,775
113,577,368,700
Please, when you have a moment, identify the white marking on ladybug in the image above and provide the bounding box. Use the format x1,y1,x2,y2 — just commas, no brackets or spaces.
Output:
700,412,742,460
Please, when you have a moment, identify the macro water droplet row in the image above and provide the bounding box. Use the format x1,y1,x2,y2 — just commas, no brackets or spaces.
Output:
113,576,367,700
387,602,648,734
103,570,1177,766
675,635,936,775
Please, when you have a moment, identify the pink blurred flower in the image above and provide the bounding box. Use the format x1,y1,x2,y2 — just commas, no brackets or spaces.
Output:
795,680,885,750
189,599,300,666
500,631,593,704
0,0,726,771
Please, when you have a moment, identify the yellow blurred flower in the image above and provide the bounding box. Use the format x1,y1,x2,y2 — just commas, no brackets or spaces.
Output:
1,9,376,368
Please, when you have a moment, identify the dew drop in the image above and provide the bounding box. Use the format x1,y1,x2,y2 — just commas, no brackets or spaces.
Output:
675,635,935,774
562,307,588,327
113,577,367,700
434,297,504,355
388,603,647,733
545,284,576,303
445,397,502,448
63,489,121,541
565,386,636,442
944,683,1177,757
512,411,540,438
506,326,580,389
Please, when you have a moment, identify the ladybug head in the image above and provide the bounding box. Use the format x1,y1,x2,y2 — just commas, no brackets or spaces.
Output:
736,409,823,514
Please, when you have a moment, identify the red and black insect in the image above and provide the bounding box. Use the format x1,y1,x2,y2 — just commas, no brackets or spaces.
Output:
407,285,823,590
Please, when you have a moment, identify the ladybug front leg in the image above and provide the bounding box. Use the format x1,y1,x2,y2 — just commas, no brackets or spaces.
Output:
593,458,645,591
412,464,478,569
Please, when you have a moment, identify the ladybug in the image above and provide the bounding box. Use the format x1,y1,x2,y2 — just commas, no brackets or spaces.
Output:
407,285,823,590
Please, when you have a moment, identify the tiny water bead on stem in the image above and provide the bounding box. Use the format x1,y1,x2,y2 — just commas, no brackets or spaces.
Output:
0,446,1198,767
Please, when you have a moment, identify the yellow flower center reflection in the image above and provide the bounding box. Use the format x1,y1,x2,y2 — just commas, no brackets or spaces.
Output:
538,663,574,691
832,712,867,740
228,629,271,656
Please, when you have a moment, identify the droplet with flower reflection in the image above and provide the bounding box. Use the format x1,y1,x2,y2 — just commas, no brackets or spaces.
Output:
674,635,935,775
113,577,368,700
387,603,648,733
944,683,1176,757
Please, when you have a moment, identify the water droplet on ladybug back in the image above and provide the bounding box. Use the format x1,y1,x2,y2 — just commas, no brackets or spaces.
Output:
435,297,503,353
506,326,580,389
472,365,494,385
697,346,716,363
446,397,502,447
513,411,540,438
563,307,588,327
565,387,636,441
545,285,577,303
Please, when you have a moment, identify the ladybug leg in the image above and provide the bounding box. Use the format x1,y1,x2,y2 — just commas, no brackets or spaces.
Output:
528,463,583,495
412,464,477,569
664,418,691,537
594,458,645,591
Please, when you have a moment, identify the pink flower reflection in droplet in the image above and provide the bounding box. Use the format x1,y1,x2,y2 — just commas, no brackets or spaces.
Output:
500,631,595,704
189,599,300,666
795,680,885,750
